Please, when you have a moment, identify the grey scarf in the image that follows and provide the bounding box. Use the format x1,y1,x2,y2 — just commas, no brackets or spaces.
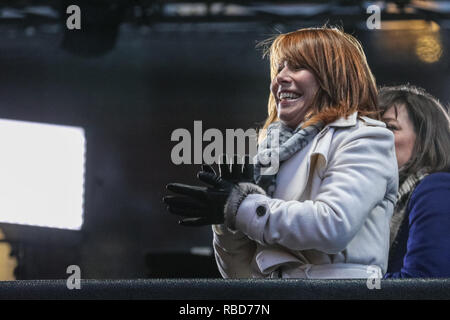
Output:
390,170,429,247
253,120,324,197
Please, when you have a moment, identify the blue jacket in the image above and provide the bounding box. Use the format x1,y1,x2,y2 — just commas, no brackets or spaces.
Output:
384,172,450,278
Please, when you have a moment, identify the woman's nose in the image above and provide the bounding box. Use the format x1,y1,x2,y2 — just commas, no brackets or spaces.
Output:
276,66,292,84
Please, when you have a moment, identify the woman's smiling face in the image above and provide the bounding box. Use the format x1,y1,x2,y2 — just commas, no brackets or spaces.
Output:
271,61,319,129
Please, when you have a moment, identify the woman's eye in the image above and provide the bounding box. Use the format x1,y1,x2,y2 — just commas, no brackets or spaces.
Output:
386,124,398,131
288,62,303,70
276,63,303,73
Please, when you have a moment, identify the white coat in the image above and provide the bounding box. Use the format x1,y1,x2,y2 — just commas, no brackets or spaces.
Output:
212,112,398,279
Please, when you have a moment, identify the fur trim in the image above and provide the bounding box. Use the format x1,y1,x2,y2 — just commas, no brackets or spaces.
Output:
224,182,266,230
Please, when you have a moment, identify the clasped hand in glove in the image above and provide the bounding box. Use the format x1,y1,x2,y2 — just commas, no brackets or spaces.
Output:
163,155,254,226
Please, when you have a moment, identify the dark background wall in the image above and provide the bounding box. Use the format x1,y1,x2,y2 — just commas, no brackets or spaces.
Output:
0,6,448,279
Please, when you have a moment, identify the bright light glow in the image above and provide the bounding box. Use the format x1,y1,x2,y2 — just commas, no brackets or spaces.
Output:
380,20,440,31
376,20,443,64
0,119,85,230
416,34,443,63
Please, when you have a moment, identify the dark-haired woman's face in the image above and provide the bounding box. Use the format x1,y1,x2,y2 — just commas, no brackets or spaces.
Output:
382,104,416,169
271,61,319,129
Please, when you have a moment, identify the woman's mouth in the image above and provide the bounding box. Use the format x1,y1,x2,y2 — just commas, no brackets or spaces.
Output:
279,92,301,101
278,91,303,107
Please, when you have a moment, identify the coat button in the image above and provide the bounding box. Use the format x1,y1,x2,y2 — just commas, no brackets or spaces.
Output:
256,205,266,217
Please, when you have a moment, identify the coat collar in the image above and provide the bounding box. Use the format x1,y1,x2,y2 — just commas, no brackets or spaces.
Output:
308,112,360,178
326,111,358,128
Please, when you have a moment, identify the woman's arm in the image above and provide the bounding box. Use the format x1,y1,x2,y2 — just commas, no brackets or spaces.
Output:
233,125,397,253
212,224,257,278
384,173,450,278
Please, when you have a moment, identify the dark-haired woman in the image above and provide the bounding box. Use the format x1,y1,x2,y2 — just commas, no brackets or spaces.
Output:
380,85,450,278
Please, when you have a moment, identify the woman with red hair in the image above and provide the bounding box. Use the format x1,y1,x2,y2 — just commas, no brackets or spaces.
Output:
165,27,398,279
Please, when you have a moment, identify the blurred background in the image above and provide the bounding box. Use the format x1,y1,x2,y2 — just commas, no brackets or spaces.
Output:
0,0,448,280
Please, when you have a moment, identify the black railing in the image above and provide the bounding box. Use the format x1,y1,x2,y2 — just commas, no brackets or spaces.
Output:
0,279,449,299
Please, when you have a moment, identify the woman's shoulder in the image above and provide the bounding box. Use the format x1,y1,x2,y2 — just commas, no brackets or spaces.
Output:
328,115,396,160
330,115,393,143
417,171,450,185
408,171,450,219
325,115,398,193
412,172,450,198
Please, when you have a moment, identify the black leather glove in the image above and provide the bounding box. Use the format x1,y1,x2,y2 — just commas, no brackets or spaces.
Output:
163,155,254,226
